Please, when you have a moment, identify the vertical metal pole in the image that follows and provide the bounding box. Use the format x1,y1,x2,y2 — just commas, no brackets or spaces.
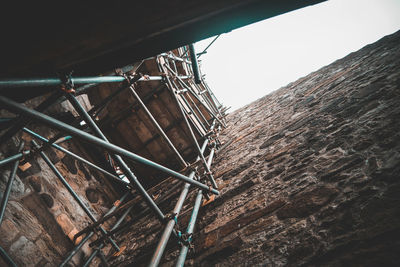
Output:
32,140,120,251
0,141,24,226
65,93,166,222
149,139,209,267
188,44,201,84
175,144,216,267
129,86,187,167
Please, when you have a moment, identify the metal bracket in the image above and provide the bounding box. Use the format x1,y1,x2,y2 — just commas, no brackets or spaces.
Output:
59,71,75,94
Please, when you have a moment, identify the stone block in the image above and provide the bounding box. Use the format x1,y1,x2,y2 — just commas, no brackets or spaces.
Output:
219,198,286,238
277,186,338,219
9,236,42,266
0,219,19,247
56,213,75,236
0,171,26,199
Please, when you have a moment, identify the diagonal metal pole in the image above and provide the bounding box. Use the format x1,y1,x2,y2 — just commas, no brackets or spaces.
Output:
73,195,136,240
88,74,143,118
99,250,110,267
169,79,208,135
196,34,221,59
32,140,120,252
175,189,202,267
60,192,130,267
0,141,24,226
163,64,224,127
23,127,131,188
59,232,95,267
162,73,217,189
0,91,62,144
65,93,166,222
181,91,211,129
129,86,187,168
0,96,219,195
0,245,17,267
83,204,134,266
176,143,216,267
149,138,209,267
0,150,30,167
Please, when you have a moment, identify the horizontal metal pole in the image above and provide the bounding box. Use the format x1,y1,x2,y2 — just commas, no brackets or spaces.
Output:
0,76,126,88
0,151,28,167
0,75,192,89
23,127,131,188
74,194,134,240
160,53,192,64
137,76,191,81
0,96,219,195
197,34,221,59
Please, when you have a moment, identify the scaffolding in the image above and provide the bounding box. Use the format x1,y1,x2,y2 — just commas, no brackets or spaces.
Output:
0,45,226,266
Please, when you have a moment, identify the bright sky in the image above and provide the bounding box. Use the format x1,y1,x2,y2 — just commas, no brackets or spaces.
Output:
195,0,400,111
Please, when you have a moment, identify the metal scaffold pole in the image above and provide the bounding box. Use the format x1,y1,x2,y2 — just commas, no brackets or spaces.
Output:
0,44,224,267
176,143,216,267
149,138,209,267
0,96,219,196
32,140,120,252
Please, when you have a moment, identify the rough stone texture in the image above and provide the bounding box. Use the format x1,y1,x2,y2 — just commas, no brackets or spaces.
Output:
110,30,400,266
1,29,399,267
0,119,119,266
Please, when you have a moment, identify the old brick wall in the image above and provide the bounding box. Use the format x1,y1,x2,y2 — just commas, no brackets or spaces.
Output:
0,96,119,266
111,30,400,266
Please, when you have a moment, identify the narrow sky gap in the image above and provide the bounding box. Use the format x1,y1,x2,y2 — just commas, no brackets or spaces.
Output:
195,0,400,111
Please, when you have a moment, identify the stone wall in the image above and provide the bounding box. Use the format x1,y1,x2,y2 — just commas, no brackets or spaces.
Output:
111,30,400,266
0,96,119,266
1,30,399,267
